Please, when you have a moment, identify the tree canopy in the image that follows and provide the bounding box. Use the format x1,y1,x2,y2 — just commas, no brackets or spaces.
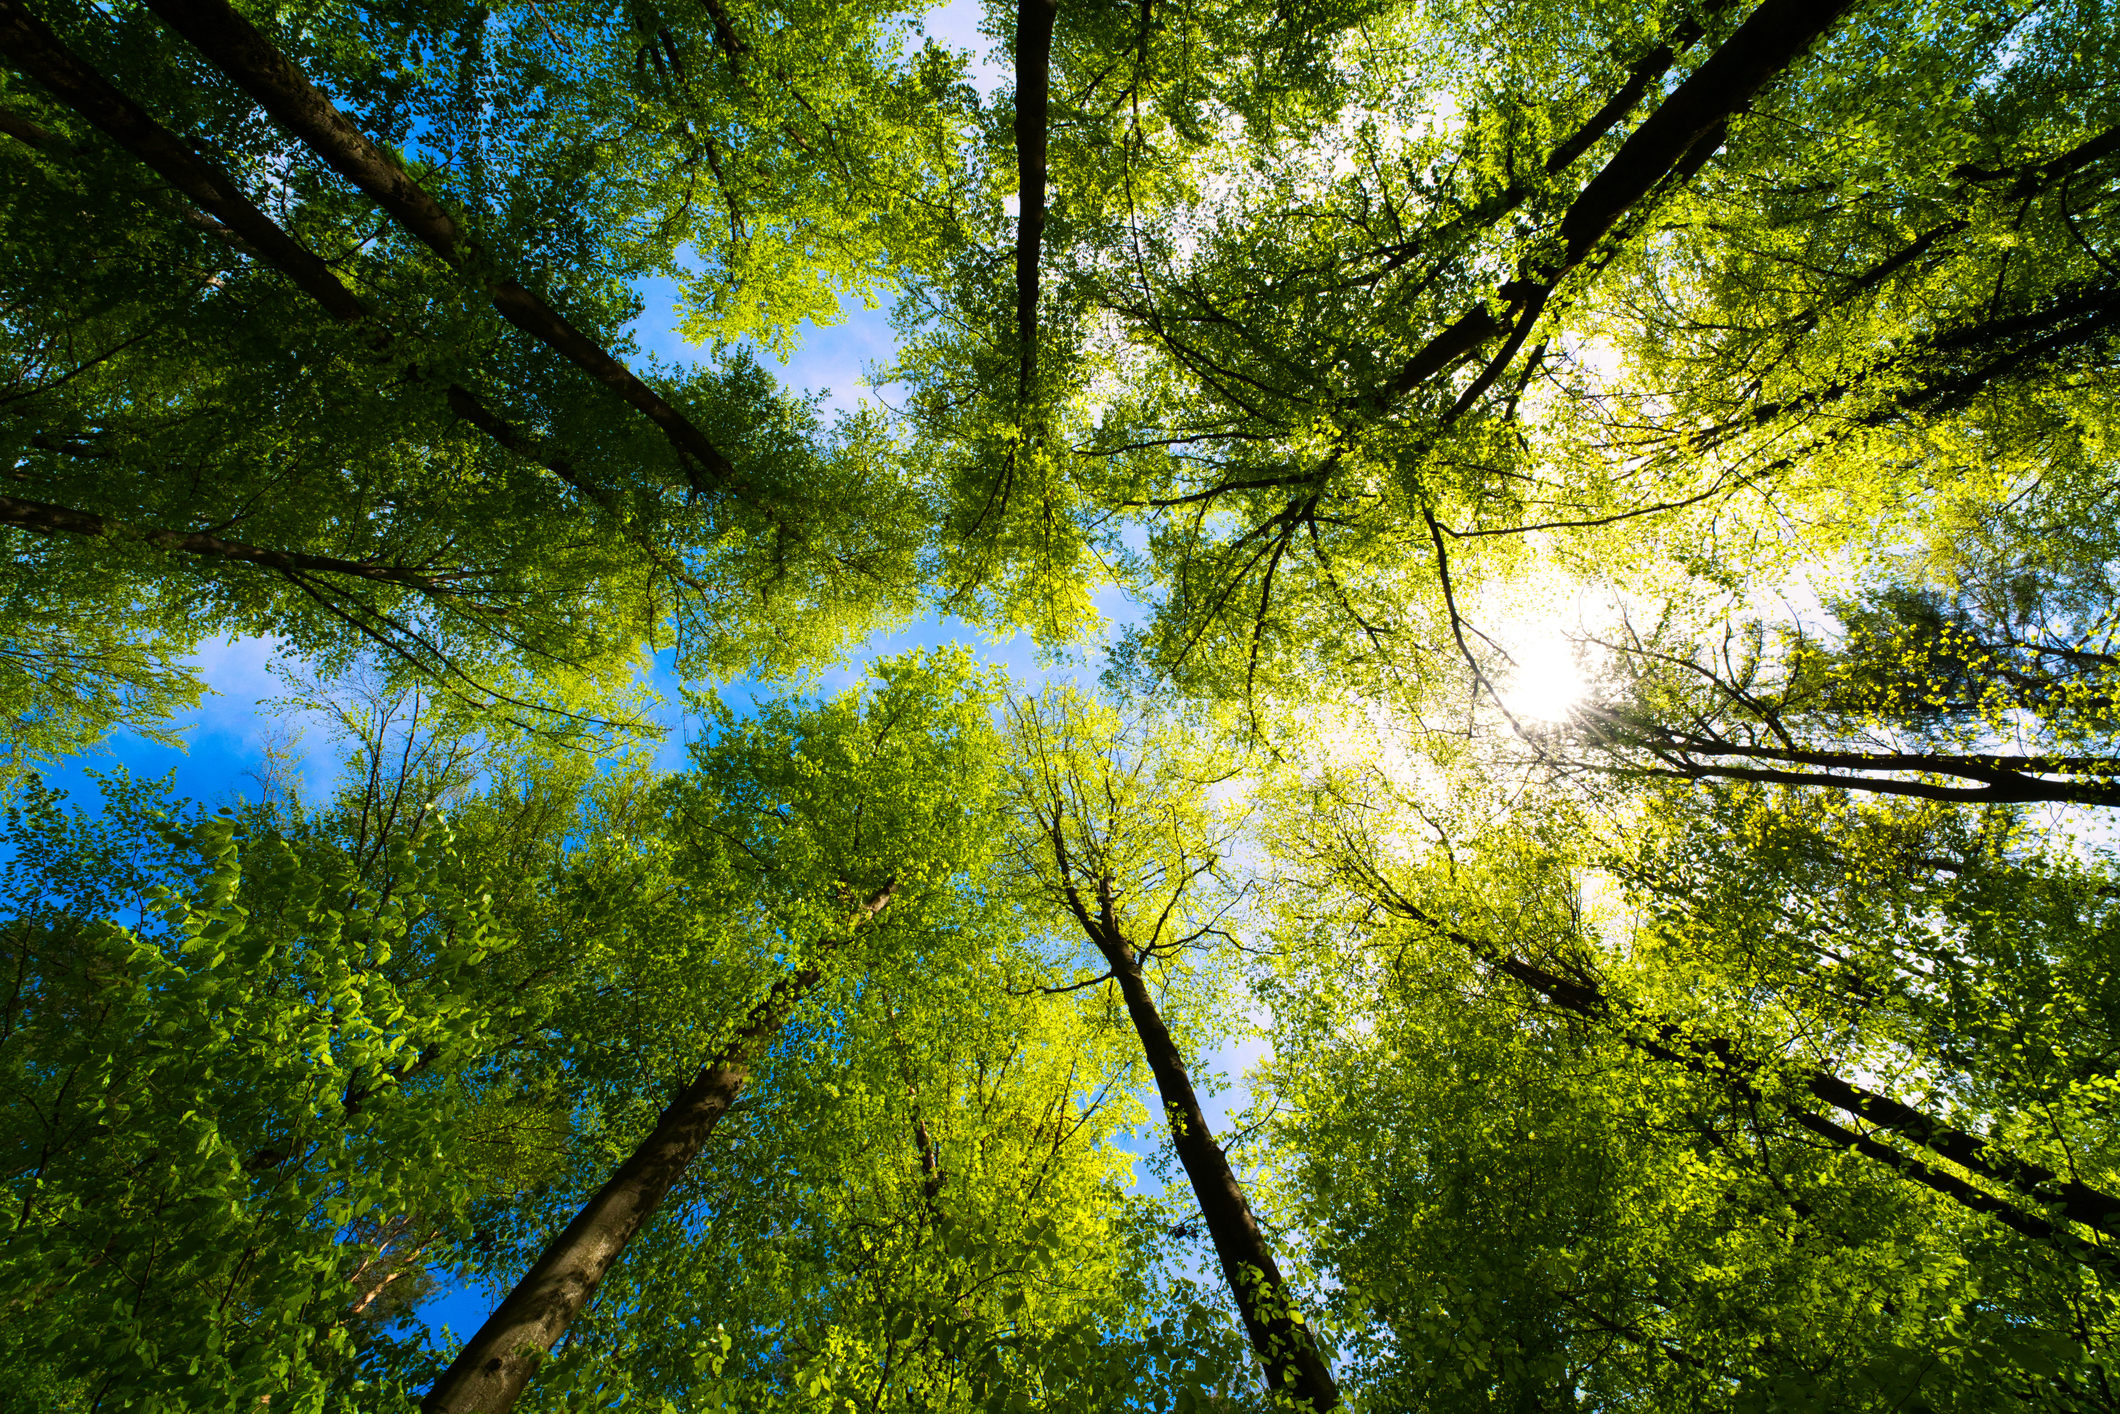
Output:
5,0,2120,1407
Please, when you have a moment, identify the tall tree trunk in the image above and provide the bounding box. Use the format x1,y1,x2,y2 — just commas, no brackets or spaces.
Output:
1382,0,1857,415
1099,938,1341,1411
421,884,894,1414
0,3,627,516
1012,0,1057,401
1041,842,1336,1409
0,0,365,321
1555,0,1858,266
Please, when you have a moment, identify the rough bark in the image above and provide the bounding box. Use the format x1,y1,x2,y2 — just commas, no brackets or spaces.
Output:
1104,943,1340,1410
1373,0,1855,418
1047,844,1337,1410
913,1113,944,1203
1557,0,1858,266
139,0,742,494
1012,0,1058,400
420,884,895,1414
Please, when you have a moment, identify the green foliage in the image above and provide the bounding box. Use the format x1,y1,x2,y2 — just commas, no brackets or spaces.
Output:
1262,928,2103,1412
1252,731,2120,1410
0,594,201,793
1618,782,2120,1239
7,0,2120,1408
1,0,959,758
537,955,1177,1414
0,775,533,1410
999,685,1251,993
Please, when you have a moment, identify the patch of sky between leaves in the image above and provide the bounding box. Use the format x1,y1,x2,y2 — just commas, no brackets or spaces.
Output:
25,634,339,820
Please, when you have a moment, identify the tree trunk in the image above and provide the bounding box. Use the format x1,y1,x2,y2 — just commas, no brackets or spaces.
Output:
1095,933,1339,1411
0,0,366,322
0,2,629,517
1370,889,2120,1265
1597,738,2120,808
1557,0,1857,266
0,492,463,595
422,1014,768,1414
1372,0,1855,417
422,885,894,1414
1012,0,1057,400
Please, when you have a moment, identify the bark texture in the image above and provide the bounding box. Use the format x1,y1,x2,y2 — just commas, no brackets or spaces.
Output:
1107,945,1341,1411
1368,888,2120,1263
0,0,366,322
0,492,463,594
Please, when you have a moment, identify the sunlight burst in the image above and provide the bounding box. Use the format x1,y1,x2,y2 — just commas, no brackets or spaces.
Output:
1499,634,1588,723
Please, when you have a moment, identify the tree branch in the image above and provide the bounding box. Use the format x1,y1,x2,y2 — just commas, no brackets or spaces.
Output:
140,0,745,497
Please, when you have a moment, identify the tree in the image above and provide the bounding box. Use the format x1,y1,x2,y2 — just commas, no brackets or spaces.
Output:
1,0,964,757
1252,720,2120,1408
888,0,2120,738
8,0,2113,743
1254,879,2107,1411
999,687,1339,1411
1538,338,2120,809
9,0,2120,1406
0,650,1287,1413
528,926,1231,1414
0,774,541,1410
419,649,1152,1412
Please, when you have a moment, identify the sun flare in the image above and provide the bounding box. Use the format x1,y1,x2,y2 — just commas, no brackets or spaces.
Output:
1499,634,1588,723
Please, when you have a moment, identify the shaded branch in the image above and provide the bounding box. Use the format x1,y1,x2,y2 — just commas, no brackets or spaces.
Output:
0,492,474,596
141,0,745,497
